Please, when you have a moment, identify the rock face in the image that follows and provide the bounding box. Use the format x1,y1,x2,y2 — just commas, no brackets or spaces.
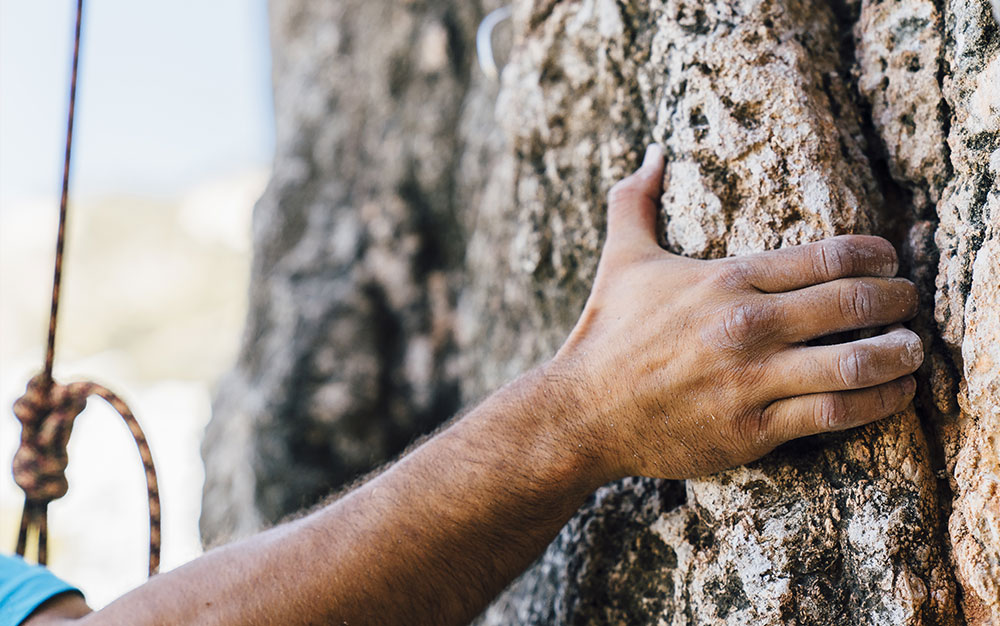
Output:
200,0,499,539
202,0,999,622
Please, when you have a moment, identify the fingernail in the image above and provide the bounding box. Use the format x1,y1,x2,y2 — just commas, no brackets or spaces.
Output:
903,333,924,367
642,143,663,169
902,376,916,394
881,252,899,277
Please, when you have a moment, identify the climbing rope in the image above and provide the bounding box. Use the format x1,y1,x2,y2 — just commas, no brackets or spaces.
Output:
11,0,161,577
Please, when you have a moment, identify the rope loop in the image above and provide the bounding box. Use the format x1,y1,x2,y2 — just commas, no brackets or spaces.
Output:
11,0,159,578
12,374,161,575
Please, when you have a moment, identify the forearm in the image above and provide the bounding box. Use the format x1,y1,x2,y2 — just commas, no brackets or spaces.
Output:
62,150,921,625
84,366,602,625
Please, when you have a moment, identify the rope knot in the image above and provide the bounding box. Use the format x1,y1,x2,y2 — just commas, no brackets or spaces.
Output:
12,374,87,501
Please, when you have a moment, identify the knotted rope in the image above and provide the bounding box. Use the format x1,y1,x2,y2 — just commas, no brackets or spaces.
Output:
12,0,161,578
13,376,161,576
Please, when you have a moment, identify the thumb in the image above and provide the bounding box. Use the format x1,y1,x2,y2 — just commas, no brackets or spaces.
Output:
605,144,665,253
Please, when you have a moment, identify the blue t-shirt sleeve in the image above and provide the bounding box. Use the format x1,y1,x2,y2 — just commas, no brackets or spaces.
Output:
0,554,81,626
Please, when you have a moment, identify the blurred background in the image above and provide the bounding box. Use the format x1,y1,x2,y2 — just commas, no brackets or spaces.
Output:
0,0,273,608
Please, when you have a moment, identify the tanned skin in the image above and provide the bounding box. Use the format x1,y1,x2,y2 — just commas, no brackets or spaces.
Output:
25,144,923,625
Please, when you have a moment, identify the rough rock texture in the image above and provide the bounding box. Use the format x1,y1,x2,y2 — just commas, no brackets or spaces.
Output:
854,0,949,212
938,3,1000,611
953,231,1000,625
200,0,499,540
202,0,999,621
857,0,1000,619
469,0,969,622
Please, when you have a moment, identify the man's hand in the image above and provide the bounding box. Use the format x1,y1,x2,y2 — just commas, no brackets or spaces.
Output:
553,144,921,481
70,145,923,626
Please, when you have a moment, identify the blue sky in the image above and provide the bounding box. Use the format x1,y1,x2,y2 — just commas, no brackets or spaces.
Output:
0,0,274,204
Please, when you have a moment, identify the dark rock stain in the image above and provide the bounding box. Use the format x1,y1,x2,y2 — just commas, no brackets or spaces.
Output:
704,570,750,619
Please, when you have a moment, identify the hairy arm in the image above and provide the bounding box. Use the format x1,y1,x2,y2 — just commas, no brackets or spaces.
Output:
65,145,920,625
83,367,597,625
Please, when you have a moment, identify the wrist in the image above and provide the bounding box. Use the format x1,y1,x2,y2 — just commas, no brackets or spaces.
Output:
542,350,638,484
511,361,618,494
455,364,612,508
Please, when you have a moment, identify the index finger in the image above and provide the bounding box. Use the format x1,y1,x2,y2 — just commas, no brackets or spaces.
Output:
732,235,899,293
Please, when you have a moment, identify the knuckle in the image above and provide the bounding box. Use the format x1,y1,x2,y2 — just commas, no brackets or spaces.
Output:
714,301,772,348
714,259,753,290
752,407,777,445
813,239,850,279
732,408,767,445
874,382,893,413
817,393,848,431
839,281,876,324
836,348,866,388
